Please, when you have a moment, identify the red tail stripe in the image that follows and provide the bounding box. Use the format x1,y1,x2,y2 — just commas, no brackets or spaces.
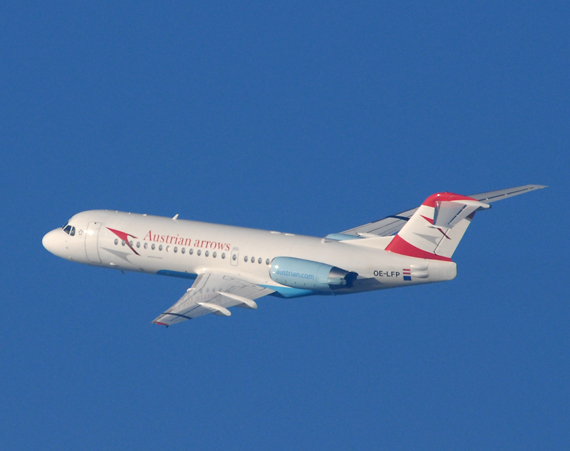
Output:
385,235,452,262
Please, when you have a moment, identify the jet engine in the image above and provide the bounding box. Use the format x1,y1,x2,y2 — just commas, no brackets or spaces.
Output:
270,257,357,291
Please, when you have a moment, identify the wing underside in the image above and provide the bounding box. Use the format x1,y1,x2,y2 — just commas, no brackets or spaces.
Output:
153,272,274,326
340,184,546,238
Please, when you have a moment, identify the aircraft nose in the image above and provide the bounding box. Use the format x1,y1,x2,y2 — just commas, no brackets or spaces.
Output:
42,229,61,255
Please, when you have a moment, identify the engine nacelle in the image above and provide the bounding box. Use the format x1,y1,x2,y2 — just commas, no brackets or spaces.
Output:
270,257,357,291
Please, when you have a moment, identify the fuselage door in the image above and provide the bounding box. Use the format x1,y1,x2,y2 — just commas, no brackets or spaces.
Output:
230,247,239,266
85,221,102,263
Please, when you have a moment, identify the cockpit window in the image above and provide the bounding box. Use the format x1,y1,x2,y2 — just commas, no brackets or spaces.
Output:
62,225,76,236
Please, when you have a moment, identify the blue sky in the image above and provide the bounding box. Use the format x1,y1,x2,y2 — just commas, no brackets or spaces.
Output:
1,2,568,450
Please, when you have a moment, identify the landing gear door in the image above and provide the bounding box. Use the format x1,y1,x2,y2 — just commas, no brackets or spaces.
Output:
230,247,239,266
85,221,102,263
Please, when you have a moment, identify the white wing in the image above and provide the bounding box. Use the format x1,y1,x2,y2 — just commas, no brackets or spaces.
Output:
339,184,546,237
152,272,275,326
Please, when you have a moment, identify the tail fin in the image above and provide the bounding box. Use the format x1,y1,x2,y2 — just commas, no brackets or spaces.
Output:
385,192,490,261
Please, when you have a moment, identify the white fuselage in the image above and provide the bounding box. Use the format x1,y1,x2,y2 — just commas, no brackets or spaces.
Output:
42,210,457,298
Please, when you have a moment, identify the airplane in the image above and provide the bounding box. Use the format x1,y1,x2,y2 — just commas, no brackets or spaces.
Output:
42,185,545,327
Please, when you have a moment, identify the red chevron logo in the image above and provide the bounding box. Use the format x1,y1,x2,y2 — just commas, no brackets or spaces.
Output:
107,228,140,255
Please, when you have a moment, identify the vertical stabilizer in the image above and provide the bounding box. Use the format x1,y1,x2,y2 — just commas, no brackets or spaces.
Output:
385,192,489,261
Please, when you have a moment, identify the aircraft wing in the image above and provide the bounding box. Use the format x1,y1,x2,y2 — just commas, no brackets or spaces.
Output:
152,272,275,326
339,184,546,237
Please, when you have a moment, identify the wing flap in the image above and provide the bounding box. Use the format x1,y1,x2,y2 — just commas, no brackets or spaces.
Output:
216,291,258,309
197,302,231,316
152,272,274,326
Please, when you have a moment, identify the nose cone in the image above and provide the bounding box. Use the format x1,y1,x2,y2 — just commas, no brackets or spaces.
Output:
42,229,61,256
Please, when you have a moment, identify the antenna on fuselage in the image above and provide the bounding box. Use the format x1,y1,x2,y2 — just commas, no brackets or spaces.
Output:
172,214,179,220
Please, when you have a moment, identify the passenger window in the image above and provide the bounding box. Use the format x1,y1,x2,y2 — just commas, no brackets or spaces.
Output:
213,252,217,258
144,243,148,249
166,246,169,252
159,245,163,251
181,248,185,254
244,256,248,262
205,251,209,257
174,247,178,253
266,259,270,265
258,258,261,264
197,250,201,256
222,253,226,259
251,257,255,263
233,254,237,261
121,240,126,246
189,249,194,255
129,240,133,247
136,242,140,248
114,239,118,245
151,244,155,250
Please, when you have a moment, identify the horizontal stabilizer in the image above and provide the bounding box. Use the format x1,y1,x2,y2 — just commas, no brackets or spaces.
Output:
468,184,546,203
433,200,490,228
339,184,545,238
